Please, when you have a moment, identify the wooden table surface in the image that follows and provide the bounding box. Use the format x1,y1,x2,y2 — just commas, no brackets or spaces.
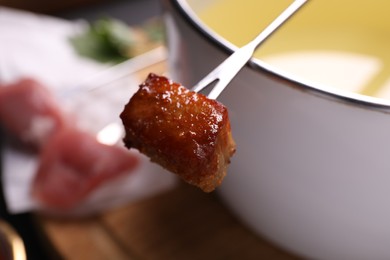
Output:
36,59,300,260
38,184,300,260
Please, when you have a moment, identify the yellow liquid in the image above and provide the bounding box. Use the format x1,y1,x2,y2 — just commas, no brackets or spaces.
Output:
190,0,390,99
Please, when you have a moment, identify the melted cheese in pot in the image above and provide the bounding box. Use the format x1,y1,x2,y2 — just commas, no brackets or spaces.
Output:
188,0,390,99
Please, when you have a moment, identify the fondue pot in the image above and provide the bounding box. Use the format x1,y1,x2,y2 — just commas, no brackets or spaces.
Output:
162,0,390,259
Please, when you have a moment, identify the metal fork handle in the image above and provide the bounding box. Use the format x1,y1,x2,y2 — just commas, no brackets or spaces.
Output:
192,0,309,99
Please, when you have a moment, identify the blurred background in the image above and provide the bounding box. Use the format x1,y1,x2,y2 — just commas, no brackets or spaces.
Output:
1,0,160,23
0,1,161,259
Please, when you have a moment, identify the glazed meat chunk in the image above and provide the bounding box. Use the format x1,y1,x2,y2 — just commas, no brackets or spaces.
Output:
120,73,236,192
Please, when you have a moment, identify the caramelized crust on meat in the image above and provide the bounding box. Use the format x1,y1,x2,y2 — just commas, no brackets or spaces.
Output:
120,73,236,192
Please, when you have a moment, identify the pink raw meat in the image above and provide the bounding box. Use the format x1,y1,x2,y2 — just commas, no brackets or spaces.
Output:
0,78,68,148
32,127,140,209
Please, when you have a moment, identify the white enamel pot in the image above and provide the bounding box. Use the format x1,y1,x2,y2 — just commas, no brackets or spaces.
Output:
162,0,390,259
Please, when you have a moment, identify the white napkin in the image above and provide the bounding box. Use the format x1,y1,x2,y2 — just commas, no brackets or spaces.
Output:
0,7,177,215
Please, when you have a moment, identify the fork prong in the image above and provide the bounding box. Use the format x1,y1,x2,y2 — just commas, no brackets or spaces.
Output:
207,80,226,100
192,74,219,93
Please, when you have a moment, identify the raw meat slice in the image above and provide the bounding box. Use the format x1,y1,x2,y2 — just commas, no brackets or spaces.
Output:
0,78,68,148
32,127,140,209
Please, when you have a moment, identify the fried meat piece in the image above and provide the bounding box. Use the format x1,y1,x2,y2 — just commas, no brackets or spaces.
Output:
120,73,236,192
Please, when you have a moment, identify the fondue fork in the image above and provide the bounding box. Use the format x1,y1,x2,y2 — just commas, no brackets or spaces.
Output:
192,0,309,99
